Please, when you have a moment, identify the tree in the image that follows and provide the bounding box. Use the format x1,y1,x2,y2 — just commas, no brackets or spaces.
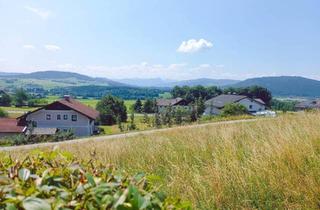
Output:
0,108,8,118
271,99,297,112
174,108,183,125
14,88,29,107
128,112,137,130
142,113,150,125
195,98,206,118
171,85,222,103
189,107,198,122
221,103,248,116
117,115,124,132
133,99,143,113
0,91,11,106
154,112,161,128
161,106,173,127
96,95,127,125
143,99,156,113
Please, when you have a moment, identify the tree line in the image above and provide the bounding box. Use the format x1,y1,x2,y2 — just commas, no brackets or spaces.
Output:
0,89,48,107
171,85,273,106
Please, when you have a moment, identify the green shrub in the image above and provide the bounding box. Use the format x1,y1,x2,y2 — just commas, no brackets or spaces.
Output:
96,95,127,125
0,150,190,209
0,108,8,118
221,103,248,116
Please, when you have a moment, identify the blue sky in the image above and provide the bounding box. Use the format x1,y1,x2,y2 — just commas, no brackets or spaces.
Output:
0,0,319,80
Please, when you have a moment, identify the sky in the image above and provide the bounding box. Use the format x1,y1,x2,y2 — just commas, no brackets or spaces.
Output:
0,0,319,80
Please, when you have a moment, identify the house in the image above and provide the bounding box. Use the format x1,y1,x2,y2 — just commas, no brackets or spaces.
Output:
204,94,266,115
17,95,99,137
156,97,189,112
0,118,26,138
295,100,320,111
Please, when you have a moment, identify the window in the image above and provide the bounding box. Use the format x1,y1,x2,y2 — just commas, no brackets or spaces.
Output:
71,114,77,122
63,114,68,120
249,105,253,109
57,114,61,120
31,121,37,127
46,114,51,120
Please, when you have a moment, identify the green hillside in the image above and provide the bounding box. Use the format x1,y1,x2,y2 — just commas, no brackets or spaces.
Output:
0,71,126,91
231,76,320,97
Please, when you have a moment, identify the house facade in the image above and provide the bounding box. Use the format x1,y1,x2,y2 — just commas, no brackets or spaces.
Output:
156,98,190,112
18,96,99,137
204,94,266,115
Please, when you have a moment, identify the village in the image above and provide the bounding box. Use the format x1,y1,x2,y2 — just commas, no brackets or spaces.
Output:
0,87,318,143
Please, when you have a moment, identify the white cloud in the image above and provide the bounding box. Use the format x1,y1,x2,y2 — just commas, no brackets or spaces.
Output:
44,44,61,51
168,63,187,69
177,39,213,53
199,64,211,68
25,6,52,20
23,44,36,50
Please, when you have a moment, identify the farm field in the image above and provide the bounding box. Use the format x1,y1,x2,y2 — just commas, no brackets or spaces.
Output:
1,97,137,118
5,112,320,209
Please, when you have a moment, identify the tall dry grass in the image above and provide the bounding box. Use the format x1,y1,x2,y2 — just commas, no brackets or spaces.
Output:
8,112,320,209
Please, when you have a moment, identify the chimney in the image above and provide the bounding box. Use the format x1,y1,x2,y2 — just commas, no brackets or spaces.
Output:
63,95,71,101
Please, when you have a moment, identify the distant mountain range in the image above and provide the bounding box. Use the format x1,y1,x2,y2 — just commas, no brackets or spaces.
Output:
1,70,320,97
116,78,239,87
231,76,320,97
115,78,177,87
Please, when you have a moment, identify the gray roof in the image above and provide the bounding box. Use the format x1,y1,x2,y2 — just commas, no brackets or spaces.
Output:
295,100,320,109
205,94,265,108
156,97,186,106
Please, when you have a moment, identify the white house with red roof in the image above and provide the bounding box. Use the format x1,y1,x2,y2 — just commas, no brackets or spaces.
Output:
17,95,99,137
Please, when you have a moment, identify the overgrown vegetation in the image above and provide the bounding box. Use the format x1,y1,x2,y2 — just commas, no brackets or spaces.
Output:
7,112,320,209
171,85,272,105
221,103,248,116
0,130,76,146
0,107,8,118
96,95,128,125
0,150,190,209
271,98,298,112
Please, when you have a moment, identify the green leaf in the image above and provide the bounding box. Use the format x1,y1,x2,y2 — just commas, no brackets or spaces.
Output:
5,203,18,210
22,197,51,210
18,168,30,181
85,173,96,187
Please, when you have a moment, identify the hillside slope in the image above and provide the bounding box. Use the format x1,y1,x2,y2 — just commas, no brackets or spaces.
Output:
0,70,126,90
6,112,320,209
117,78,239,87
231,76,320,97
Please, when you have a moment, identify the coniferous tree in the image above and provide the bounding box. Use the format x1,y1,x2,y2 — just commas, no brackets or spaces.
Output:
133,99,143,113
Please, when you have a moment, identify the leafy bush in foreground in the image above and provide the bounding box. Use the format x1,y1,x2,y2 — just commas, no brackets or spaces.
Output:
0,108,8,118
0,150,190,209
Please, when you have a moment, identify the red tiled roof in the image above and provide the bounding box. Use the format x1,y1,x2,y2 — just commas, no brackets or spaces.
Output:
18,98,99,120
58,98,99,120
0,118,25,133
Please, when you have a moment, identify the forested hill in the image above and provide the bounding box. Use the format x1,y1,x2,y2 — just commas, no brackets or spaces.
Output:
50,85,169,99
230,76,320,97
0,70,127,90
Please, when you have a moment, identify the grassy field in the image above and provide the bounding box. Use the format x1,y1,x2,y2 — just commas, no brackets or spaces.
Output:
6,112,320,209
1,97,136,118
